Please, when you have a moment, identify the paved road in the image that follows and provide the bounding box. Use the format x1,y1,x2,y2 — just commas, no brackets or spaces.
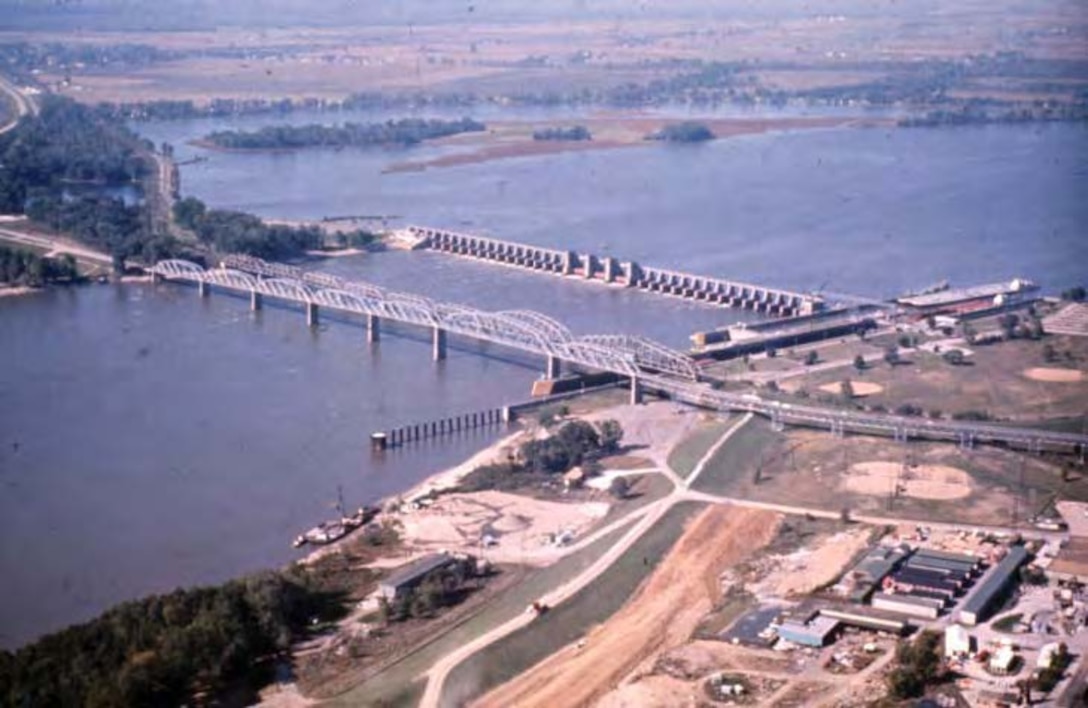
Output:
417,418,1069,708
644,373,1088,451
0,226,112,266
0,74,37,135
418,497,673,708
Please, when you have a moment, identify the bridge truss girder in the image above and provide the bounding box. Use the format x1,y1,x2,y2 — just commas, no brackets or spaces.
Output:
149,257,693,380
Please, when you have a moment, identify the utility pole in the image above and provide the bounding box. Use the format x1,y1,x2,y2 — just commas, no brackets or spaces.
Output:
1012,457,1025,527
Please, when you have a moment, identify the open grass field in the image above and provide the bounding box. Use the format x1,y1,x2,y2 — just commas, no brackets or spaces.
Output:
689,417,783,497
782,335,1088,423
693,417,1085,526
592,472,674,530
322,519,635,706
667,416,733,479
14,0,1087,105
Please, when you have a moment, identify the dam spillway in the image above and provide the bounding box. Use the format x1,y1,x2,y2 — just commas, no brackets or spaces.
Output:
407,225,823,318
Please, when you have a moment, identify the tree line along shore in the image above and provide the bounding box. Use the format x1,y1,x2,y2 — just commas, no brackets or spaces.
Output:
0,94,384,275
197,117,485,151
0,407,628,707
0,91,727,286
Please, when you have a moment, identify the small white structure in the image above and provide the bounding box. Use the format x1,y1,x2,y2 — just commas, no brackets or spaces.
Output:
944,625,972,658
989,646,1016,675
1037,642,1062,669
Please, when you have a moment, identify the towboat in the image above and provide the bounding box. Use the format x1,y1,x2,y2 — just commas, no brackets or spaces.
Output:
291,486,378,548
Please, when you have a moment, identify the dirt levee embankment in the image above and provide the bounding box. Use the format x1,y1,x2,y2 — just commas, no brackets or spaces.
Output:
474,505,781,708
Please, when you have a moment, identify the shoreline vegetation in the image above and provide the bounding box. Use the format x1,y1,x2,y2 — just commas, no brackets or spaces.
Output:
646,121,715,142
0,407,623,706
0,568,343,707
172,196,379,260
532,125,592,142
0,244,81,292
0,94,384,271
382,115,872,173
196,117,485,151
68,52,1088,126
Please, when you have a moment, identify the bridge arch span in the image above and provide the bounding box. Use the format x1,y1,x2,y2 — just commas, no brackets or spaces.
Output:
259,278,318,303
202,268,260,291
579,334,698,380
150,259,206,279
500,310,574,344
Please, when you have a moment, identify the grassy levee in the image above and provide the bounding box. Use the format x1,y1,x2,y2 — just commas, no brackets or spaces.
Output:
439,501,707,707
689,417,782,496
323,520,635,707
666,417,732,478
594,472,674,528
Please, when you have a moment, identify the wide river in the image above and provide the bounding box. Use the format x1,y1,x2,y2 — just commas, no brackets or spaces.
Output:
1,106,1085,649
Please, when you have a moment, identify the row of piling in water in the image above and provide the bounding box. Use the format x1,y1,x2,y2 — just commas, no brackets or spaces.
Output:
371,407,511,450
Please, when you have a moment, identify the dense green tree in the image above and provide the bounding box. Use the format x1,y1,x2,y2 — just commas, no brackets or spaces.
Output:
0,245,79,286
170,197,323,259
598,419,624,454
998,313,1021,340
202,118,485,150
942,349,966,366
532,125,592,141
172,196,206,230
647,121,715,142
886,630,943,699
1060,286,1085,302
609,476,631,499
0,95,149,214
840,379,855,399
0,569,332,707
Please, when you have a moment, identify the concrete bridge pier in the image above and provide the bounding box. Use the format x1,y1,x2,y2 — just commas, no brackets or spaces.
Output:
150,271,162,285
250,291,262,311
629,376,643,405
603,257,618,283
545,354,561,380
582,253,596,279
306,302,319,327
562,252,574,276
367,314,381,343
198,280,209,297
432,326,447,361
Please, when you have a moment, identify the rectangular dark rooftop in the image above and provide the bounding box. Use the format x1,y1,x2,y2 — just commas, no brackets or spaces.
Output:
381,553,455,589
960,546,1030,616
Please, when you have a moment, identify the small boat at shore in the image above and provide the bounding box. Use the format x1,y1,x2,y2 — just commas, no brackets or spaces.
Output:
292,487,377,548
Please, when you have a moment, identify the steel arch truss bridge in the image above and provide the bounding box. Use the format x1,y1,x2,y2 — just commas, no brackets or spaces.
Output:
149,257,1088,455
149,256,700,381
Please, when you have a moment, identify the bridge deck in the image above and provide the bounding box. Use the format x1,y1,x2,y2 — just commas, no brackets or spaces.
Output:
148,256,1088,454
